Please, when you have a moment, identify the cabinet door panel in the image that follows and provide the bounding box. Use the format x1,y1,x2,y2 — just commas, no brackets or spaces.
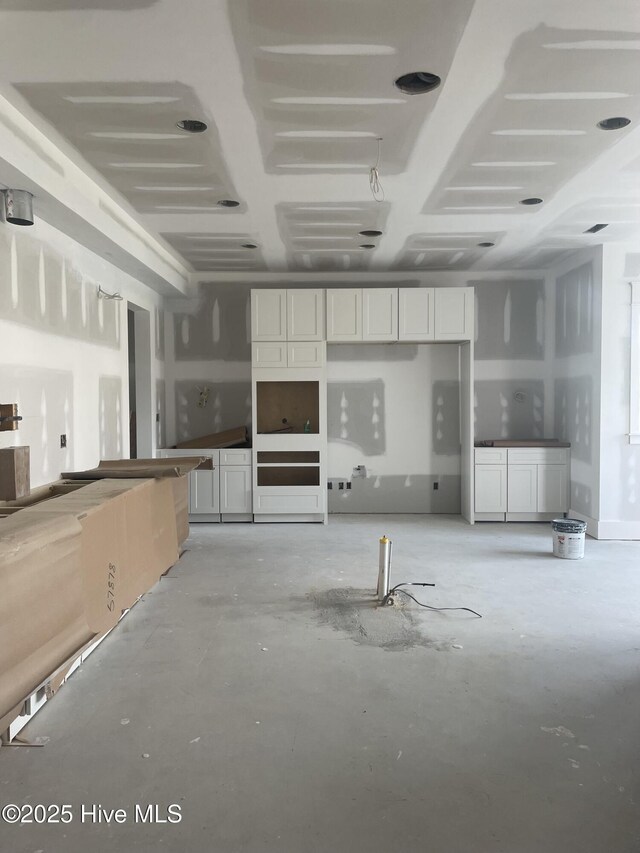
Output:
189,468,220,514
537,465,567,513
398,288,434,341
434,288,473,340
252,342,287,367
287,342,325,367
220,466,252,513
362,288,398,341
287,289,324,340
507,464,537,512
475,465,507,512
251,289,287,341
326,289,362,341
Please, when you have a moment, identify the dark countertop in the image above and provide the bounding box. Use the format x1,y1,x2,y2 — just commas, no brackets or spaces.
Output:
475,439,571,448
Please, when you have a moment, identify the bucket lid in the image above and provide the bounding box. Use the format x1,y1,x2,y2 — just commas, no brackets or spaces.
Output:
552,518,587,533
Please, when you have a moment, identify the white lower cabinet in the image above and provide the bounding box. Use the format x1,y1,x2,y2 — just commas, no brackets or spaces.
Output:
159,448,252,522
474,447,569,520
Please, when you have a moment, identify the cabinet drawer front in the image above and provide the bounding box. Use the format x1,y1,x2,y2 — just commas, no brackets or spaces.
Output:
254,488,324,513
220,449,251,466
287,341,325,367
159,448,219,463
252,342,287,367
508,448,568,464
475,448,507,465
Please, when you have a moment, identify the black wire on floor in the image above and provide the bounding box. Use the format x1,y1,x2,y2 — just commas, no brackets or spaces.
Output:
381,582,482,618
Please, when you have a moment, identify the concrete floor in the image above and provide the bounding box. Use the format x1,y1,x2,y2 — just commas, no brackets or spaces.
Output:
1,515,640,852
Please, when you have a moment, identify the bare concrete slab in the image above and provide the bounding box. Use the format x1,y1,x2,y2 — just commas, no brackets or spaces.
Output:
1,515,639,852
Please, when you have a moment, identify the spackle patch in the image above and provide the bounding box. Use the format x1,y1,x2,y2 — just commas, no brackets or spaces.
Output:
309,587,444,651
541,726,575,738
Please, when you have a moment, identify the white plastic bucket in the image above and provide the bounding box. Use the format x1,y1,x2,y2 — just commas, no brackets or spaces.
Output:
552,518,586,560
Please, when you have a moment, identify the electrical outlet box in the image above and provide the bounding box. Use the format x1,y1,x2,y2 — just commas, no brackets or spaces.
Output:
346,481,351,490
433,481,439,490
338,481,344,490
327,481,333,490
60,434,67,448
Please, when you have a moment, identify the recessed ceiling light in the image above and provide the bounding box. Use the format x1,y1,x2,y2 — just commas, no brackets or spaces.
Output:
477,241,495,247
597,116,631,130
217,199,240,207
584,223,608,233
241,242,258,249
272,96,405,106
359,244,376,249
177,119,208,133
261,44,395,56
394,71,441,95
520,197,544,205
359,229,382,237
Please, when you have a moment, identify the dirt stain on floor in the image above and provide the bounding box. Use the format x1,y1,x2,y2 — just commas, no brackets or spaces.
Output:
309,587,447,651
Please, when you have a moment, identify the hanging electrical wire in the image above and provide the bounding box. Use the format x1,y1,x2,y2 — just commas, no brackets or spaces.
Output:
369,136,385,203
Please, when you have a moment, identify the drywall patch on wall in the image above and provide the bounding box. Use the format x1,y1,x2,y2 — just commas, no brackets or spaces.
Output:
328,474,460,514
154,306,165,361
98,376,123,459
555,263,594,357
327,379,386,456
156,379,166,449
173,286,250,362
474,279,545,361
0,365,73,482
432,380,460,456
475,380,544,440
554,376,593,464
0,229,119,348
174,380,251,443
570,481,592,517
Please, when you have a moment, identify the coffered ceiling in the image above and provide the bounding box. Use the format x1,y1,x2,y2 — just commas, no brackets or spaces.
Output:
0,0,639,278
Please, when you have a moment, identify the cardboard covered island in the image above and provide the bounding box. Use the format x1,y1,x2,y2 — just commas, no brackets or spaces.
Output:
0,457,210,738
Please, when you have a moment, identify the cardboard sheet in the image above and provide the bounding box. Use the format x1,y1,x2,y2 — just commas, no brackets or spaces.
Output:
0,513,95,722
175,426,248,449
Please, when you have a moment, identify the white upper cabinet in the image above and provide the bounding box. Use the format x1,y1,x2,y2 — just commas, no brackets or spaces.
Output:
326,288,362,341
434,288,474,340
398,288,434,341
287,289,325,341
251,289,287,341
362,288,398,342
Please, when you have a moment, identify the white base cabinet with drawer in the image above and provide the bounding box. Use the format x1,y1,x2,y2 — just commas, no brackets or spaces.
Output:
475,446,569,521
158,448,252,522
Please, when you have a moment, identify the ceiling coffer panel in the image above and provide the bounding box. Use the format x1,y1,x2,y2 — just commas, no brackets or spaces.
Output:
394,233,504,270
229,0,474,175
277,201,389,271
161,232,265,271
14,82,243,223
423,25,640,216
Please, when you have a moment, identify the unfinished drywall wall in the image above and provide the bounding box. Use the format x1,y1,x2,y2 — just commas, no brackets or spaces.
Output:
597,244,640,538
164,283,252,446
473,279,553,440
327,343,460,513
551,250,602,527
0,217,165,488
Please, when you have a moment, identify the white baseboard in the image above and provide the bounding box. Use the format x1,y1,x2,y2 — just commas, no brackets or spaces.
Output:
570,509,640,540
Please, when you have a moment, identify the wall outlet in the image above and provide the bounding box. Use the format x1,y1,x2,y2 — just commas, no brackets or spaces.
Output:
327,481,333,490
60,434,67,448
346,481,352,490
338,481,344,490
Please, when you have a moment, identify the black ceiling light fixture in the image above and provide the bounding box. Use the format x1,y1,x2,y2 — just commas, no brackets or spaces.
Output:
394,71,441,95
597,116,631,131
520,197,544,206
359,229,383,237
359,243,376,249
477,241,495,247
176,119,208,133
584,223,608,234
217,199,240,208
